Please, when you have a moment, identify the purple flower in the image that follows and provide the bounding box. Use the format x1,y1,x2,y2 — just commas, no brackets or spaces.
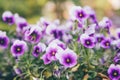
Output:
45,44,63,61
0,31,9,49
32,42,46,57
100,38,111,49
49,39,67,50
95,34,105,43
108,64,120,80
70,6,88,22
11,40,27,57
99,17,112,33
80,34,96,48
56,48,77,68
24,25,42,44
84,6,98,24
2,11,14,25
46,24,64,39
114,53,120,64
41,53,52,65
14,14,28,32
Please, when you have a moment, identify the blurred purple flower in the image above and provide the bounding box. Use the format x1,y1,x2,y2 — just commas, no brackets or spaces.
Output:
108,64,120,80
114,53,120,64
41,53,52,65
45,44,63,61
32,42,46,57
11,40,27,57
14,14,28,32
95,34,105,43
2,11,14,25
80,34,96,48
24,25,42,44
0,31,9,49
70,6,88,22
100,38,111,49
56,48,77,68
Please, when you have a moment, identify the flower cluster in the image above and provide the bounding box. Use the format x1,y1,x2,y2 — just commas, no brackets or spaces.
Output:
1,6,120,80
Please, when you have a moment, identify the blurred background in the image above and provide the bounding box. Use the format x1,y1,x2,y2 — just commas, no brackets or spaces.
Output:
0,0,120,31
0,0,120,79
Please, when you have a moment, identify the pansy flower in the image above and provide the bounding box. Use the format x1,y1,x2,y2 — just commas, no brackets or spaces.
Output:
80,34,96,48
56,48,77,68
2,11,14,25
0,31,9,49
95,34,105,43
32,42,46,57
84,6,98,24
24,25,42,44
46,24,64,39
70,6,88,22
14,14,28,32
108,64,120,80
11,40,27,57
100,38,111,49
41,53,52,65
49,39,67,50
45,44,63,61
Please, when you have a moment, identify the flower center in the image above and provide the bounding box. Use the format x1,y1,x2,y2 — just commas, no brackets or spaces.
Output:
66,58,70,63
52,51,56,56
79,13,82,17
105,42,110,46
0,38,5,45
17,47,21,52
30,32,37,41
6,17,12,23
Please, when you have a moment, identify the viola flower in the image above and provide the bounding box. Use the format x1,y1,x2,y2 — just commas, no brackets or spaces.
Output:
95,34,105,43
70,6,88,22
100,38,111,49
0,31,9,48
56,48,77,68
2,11,14,25
41,53,52,65
49,39,67,50
24,25,42,44
45,44,63,61
108,64,120,80
99,17,112,33
84,6,98,24
14,14,28,32
80,34,96,48
11,40,27,57
114,53,120,64
32,42,46,57
46,24,64,39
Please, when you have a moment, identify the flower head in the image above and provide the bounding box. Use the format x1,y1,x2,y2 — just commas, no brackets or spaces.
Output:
2,11,14,25
108,64,120,80
80,34,96,48
11,40,27,57
15,14,28,32
45,44,63,61
41,53,52,65
70,6,88,22
100,38,111,49
0,31,9,48
24,25,42,44
32,42,46,57
56,48,77,68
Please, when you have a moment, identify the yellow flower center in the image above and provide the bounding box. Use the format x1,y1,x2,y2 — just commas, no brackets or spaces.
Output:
79,13,82,17
17,48,21,51
66,59,70,63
